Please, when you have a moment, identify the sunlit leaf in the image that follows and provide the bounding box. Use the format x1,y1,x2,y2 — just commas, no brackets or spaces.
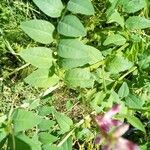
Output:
65,68,95,88
19,47,53,68
25,69,59,88
67,0,95,15
57,15,86,37
12,109,42,132
20,20,54,44
33,0,64,18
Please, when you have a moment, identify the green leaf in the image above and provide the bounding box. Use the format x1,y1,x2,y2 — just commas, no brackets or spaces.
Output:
19,47,53,68
12,109,42,132
86,45,104,65
103,34,126,46
25,69,59,88
38,133,58,144
107,10,124,28
38,106,55,116
59,137,72,150
33,0,64,18
118,82,129,98
0,129,7,143
121,0,146,13
67,0,95,15
106,55,133,74
42,145,58,150
38,119,55,131
58,39,88,59
65,68,94,88
58,39,103,69
126,115,146,132
61,58,89,69
57,15,86,37
125,94,143,109
126,16,150,30
54,112,73,133
15,133,41,150
20,20,54,44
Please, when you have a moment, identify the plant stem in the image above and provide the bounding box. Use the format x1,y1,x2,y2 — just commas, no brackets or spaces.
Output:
0,63,30,81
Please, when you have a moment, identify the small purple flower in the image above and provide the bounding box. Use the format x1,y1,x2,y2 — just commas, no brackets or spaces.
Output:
95,104,139,150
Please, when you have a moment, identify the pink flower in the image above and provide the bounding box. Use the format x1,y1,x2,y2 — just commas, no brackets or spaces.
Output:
95,104,139,150
95,104,122,132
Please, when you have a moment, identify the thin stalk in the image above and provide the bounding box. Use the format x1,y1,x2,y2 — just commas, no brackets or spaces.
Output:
0,63,30,81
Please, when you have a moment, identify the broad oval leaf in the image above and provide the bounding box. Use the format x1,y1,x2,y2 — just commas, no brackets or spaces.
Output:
19,47,53,68
38,133,58,144
20,20,54,44
67,0,95,15
125,94,143,109
107,10,124,28
65,68,95,88
33,0,64,18
15,133,41,150
54,112,73,133
58,39,103,69
103,34,126,46
126,115,146,133
106,55,133,74
58,39,88,58
12,109,42,132
86,45,104,65
38,119,55,130
61,58,89,69
121,0,146,13
57,15,86,37
118,82,129,98
126,16,150,30
25,68,59,88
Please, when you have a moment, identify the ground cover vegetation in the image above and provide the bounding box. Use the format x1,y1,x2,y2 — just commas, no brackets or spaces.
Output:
0,0,150,149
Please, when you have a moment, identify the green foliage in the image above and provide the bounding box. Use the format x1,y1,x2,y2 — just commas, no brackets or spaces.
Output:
57,15,87,37
19,47,53,68
67,0,95,15
12,109,42,132
24,69,59,88
126,16,150,30
103,34,126,46
20,20,55,44
65,68,94,88
0,0,150,149
33,0,64,18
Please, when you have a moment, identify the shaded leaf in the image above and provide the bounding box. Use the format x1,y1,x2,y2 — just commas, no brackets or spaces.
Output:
15,133,41,150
